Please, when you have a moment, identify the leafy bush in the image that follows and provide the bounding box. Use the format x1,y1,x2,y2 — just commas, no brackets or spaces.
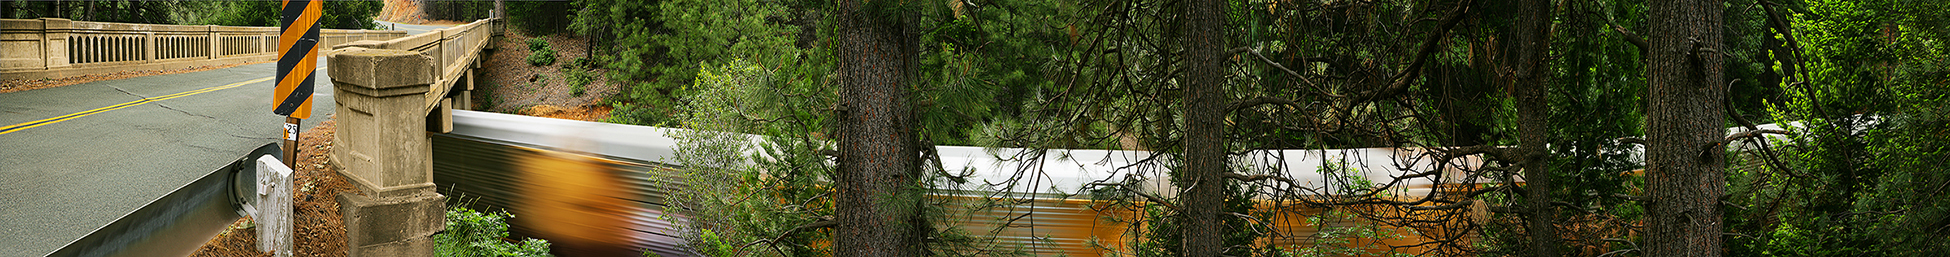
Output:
434,206,551,257
525,38,556,67
566,68,592,96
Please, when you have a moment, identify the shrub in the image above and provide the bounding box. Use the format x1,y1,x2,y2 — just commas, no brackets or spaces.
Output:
525,38,556,66
434,206,552,257
566,68,592,96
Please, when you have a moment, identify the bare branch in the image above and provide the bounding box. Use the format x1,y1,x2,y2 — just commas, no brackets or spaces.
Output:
1226,96,1308,114
1240,48,1340,98
1618,137,1646,146
1725,129,1791,142
1439,144,1517,163
1135,191,1179,211
1600,15,1648,53
1349,0,1474,103
733,216,837,256
1222,172,1295,184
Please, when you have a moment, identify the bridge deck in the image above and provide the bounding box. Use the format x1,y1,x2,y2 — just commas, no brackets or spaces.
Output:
0,58,336,257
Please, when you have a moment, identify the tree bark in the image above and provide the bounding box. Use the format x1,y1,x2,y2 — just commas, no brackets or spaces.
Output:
1506,0,1560,256
1645,0,1728,256
834,1,924,256
1180,0,1227,255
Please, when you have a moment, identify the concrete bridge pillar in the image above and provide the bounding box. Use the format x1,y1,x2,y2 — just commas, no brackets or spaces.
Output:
326,48,445,257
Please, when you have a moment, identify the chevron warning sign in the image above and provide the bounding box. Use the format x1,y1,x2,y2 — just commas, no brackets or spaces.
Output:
273,0,320,118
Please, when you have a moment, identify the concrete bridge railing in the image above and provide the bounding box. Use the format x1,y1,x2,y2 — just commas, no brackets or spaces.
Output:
331,18,501,122
0,18,408,81
324,17,501,257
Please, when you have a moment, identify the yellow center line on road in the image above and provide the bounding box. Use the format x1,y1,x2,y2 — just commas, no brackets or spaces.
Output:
0,77,274,136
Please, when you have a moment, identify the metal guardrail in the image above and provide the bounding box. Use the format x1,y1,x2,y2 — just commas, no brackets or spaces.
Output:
46,143,280,257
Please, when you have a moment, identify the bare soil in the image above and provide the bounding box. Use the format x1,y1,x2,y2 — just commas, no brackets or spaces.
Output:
476,29,620,122
378,0,479,25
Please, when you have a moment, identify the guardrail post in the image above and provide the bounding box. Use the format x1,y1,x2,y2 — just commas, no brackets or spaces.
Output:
326,48,444,257
255,155,294,257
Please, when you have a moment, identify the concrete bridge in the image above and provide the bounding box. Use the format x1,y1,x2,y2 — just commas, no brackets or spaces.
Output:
318,17,501,256
1,18,407,81
0,17,501,257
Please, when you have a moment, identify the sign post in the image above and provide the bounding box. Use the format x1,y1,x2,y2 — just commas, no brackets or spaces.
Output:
275,0,321,169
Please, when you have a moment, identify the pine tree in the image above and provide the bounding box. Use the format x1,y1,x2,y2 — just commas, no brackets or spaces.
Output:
1643,0,1730,255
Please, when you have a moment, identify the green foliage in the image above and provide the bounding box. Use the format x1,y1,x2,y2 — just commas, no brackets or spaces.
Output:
192,0,379,29
911,0,1071,147
434,206,552,257
1722,0,1950,256
4,1,177,24
507,1,573,35
526,38,556,67
321,0,382,29
421,0,494,22
476,81,500,111
195,1,278,27
1272,210,1414,257
667,59,836,256
1128,183,1262,257
567,67,592,96
572,0,807,126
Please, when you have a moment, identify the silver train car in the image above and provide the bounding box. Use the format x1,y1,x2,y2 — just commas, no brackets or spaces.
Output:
434,108,1807,256
432,110,1514,256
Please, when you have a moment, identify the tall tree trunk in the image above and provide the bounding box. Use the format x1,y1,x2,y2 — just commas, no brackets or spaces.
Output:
835,1,924,256
1180,0,1227,255
1645,0,1727,256
493,0,504,18
1506,0,1560,256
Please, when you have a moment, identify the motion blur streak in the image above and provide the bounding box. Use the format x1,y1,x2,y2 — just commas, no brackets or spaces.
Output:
433,110,691,256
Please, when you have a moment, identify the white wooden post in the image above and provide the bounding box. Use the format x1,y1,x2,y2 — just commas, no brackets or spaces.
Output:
254,155,293,257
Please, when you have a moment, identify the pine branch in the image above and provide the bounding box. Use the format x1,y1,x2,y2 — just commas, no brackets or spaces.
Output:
735,216,837,256
1600,14,1648,53
1349,0,1474,104
1724,129,1791,142
1618,137,1646,146
1226,96,1307,114
1240,48,1340,98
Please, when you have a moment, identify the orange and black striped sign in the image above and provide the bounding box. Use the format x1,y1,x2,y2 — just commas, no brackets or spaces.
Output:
273,0,321,118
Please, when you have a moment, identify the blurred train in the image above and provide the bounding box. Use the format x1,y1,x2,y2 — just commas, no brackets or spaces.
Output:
432,110,1529,256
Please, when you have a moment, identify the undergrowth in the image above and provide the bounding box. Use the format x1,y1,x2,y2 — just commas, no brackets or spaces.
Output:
434,205,552,257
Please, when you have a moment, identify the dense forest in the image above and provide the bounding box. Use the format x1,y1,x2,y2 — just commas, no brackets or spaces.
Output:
532,0,1944,256
569,0,1950,253
7,0,1943,256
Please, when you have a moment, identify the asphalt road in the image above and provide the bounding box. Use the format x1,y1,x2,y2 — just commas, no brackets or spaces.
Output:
374,20,452,36
0,60,337,257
